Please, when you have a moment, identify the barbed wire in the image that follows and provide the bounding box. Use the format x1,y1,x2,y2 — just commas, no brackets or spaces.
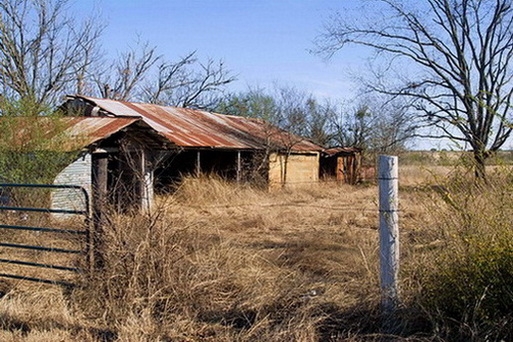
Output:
170,200,379,212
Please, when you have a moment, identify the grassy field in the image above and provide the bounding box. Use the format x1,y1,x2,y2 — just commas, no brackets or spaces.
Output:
0,162,511,341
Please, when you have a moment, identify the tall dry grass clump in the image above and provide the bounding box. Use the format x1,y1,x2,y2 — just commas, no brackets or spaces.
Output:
408,166,513,341
72,196,328,341
171,175,265,206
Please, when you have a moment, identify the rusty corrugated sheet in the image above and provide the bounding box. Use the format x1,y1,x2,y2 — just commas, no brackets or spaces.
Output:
2,117,145,151
70,95,323,152
323,147,362,157
61,117,140,145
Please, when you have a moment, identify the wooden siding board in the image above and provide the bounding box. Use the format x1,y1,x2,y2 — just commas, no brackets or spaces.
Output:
51,153,91,218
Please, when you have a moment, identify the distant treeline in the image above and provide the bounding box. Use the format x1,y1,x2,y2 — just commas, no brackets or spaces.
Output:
399,151,513,166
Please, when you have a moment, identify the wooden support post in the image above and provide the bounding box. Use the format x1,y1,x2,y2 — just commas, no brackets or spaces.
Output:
196,150,201,177
140,149,154,213
91,152,108,270
337,157,344,183
236,151,242,183
378,155,399,314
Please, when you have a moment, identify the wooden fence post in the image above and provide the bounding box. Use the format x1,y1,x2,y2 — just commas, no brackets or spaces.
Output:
140,149,154,214
378,155,399,314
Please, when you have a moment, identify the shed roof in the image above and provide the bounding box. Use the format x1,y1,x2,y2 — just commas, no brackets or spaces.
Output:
322,147,362,157
60,117,141,148
0,117,169,152
66,95,323,152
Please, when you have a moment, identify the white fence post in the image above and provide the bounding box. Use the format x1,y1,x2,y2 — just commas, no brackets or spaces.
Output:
378,155,399,313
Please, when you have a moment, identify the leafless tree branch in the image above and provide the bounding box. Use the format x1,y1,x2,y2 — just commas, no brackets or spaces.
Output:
0,0,104,107
316,0,513,177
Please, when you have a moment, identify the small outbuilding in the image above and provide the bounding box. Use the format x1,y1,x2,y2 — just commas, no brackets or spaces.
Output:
320,147,363,184
51,117,170,213
0,116,169,213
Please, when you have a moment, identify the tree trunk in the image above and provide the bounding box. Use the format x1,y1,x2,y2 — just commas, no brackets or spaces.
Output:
473,150,487,180
282,153,289,188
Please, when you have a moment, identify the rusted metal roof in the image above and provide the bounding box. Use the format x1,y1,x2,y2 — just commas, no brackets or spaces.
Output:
61,117,171,150
0,117,166,151
61,117,140,146
323,147,362,157
67,95,323,152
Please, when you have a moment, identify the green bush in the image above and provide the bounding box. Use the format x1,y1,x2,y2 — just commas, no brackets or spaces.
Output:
423,240,513,332
0,97,79,208
0,97,78,184
417,170,513,340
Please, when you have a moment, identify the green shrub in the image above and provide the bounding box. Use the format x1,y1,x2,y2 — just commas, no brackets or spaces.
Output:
423,240,513,331
0,97,79,184
0,97,80,208
416,170,513,340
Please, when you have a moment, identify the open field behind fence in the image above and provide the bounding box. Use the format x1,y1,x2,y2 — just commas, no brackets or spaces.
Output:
0,160,512,341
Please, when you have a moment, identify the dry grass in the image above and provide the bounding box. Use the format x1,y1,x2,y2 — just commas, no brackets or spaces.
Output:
0,163,509,341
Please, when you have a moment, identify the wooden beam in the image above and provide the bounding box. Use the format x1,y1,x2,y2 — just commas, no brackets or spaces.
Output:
91,153,108,270
236,151,242,183
140,149,154,213
196,150,201,177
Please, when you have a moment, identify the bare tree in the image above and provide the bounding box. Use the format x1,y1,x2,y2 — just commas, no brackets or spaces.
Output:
166,58,235,109
326,94,417,153
329,104,374,149
96,43,235,109
367,97,417,153
0,0,104,107
96,41,160,101
0,1,235,110
317,0,513,177
141,52,196,104
305,98,334,147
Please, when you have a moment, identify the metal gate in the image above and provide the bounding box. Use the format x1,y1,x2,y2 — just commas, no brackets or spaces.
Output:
0,184,90,287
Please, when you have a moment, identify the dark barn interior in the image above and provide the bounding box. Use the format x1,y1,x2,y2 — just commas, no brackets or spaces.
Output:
319,148,362,185
91,123,167,213
154,149,265,193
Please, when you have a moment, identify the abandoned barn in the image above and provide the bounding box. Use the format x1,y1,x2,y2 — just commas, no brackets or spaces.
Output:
62,95,325,191
1,97,362,214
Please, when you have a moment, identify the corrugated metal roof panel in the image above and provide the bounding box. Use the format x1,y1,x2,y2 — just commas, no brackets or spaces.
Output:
323,147,362,156
71,95,323,151
62,117,140,144
87,98,143,117
1,117,150,151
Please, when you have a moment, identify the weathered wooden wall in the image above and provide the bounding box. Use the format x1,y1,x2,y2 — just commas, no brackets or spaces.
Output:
319,151,363,185
268,152,319,188
337,154,362,184
51,153,91,217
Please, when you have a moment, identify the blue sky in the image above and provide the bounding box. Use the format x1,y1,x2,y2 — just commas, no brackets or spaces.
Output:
70,0,489,150
72,0,365,100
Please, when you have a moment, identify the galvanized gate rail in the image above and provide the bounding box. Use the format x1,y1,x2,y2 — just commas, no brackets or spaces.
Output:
0,184,90,287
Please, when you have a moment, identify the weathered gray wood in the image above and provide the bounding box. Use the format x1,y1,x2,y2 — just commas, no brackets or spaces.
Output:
141,149,154,213
378,155,399,313
196,150,201,177
52,153,92,218
91,152,108,269
236,151,242,183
